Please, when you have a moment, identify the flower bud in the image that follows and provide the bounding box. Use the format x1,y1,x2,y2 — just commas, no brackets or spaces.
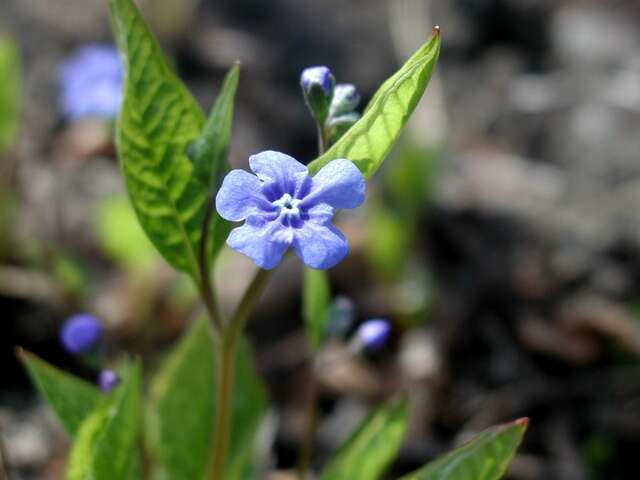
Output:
355,319,391,351
329,84,360,118
59,314,103,354
98,369,120,393
300,66,335,123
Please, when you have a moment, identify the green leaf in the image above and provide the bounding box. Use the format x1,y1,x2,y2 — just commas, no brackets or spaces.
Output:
108,0,208,279
400,419,529,480
303,267,331,352
192,64,239,190
191,63,239,261
66,361,142,480
321,400,408,480
307,28,440,179
146,317,267,480
19,350,101,437
0,36,21,153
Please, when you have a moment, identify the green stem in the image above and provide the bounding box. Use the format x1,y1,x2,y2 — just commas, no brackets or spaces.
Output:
198,196,223,333
297,122,329,480
0,425,13,480
210,268,272,480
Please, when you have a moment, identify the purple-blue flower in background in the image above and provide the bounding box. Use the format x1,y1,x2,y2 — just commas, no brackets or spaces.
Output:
59,313,103,354
216,150,365,270
98,369,120,393
355,319,391,351
58,43,123,121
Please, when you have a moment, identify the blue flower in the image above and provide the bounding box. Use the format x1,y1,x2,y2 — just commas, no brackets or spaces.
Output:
98,369,120,393
355,319,391,351
58,43,123,121
300,66,335,122
216,150,365,270
59,313,103,354
300,66,334,97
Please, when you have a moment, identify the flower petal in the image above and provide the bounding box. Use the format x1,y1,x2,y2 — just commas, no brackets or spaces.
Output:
227,216,292,270
303,159,365,209
292,222,349,270
216,169,273,221
249,151,308,198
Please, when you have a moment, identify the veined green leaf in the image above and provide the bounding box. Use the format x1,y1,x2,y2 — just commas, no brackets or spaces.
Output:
0,36,21,153
146,317,267,480
303,267,330,352
192,63,239,190
19,350,101,437
192,64,239,261
400,419,528,480
307,28,440,179
66,361,142,480
321,400,408,480
108,0,208,279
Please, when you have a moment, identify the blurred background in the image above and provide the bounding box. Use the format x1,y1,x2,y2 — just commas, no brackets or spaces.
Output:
2,0,640,478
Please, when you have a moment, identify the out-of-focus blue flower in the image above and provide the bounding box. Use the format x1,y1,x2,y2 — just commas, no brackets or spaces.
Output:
98,369,120,393
300,66,335,122
59,313,103,354
58,43,123,121
355,319,391,351
216,150,365,270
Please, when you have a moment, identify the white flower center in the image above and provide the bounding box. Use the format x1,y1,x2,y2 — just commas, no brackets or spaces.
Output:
273,193,301,218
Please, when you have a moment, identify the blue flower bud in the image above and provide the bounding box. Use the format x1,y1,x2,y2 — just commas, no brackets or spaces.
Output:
329,84,360,118
300,66,335,123
59,314,103,354
355,319,391,351
98,369,120,393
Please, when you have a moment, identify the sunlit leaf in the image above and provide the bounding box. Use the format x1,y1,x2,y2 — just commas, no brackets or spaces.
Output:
400,419,528,480
321,400,408,480
308,28,440,179
65,361,142,480
0,36,21,153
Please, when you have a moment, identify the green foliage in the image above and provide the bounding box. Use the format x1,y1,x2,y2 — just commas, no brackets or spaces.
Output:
321,400,408,480
400,419,528,480
147,317,267,480
109,0,211,280
366,204,412,281
303,268,331,352
65,361,142,480
307,29,440,179
0,36,21,153
96,195,159,272
19,350,101,437
191,64,239,262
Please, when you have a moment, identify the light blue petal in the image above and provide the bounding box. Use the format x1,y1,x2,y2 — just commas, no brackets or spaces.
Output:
216,170,274,221
249,151,308,198
292,221,349,270
227,216,292,270
303,159,365,209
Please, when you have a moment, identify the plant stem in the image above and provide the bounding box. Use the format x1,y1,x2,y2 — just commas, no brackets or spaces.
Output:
210,268,272,480
198,196,223,332
0,426,13,480
297,122,329,480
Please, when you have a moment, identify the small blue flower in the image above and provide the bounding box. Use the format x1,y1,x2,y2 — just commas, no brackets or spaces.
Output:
355,319,391,350
329,84,360,118
301,66,334,97
300,66,335,122
59,313,103,354
58,43,123,121
216,150,365,270
98,369,120,393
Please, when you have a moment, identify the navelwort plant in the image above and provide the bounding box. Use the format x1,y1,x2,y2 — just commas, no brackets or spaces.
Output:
18,1,529,479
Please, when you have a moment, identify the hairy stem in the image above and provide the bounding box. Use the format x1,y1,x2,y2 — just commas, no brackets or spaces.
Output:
210,268,272,480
